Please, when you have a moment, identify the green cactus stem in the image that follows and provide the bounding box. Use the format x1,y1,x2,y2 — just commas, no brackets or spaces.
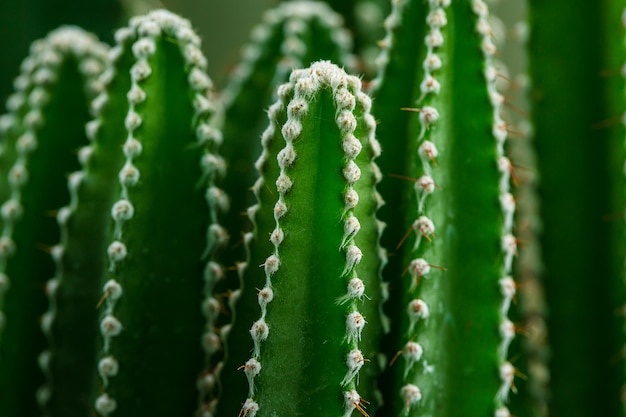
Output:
528,1,626,416
0,9,227,417
320,0,390,75
218,1,355,276
216,61,384,417
371,1,517,416
84,11,225,417
0,27,109,417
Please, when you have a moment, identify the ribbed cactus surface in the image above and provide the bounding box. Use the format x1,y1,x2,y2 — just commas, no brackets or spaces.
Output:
0,10,226,417
218,1,355,273
3,1,626,416
529,1,626,416
0,27,109,417
216,60,384,417
372,1,517,416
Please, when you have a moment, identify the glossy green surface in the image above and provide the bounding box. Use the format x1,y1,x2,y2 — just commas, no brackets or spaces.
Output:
529,1,626,416
374,2,506,416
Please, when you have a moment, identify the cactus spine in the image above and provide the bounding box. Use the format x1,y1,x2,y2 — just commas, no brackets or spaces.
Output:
216,61,384,417
372,1,517,415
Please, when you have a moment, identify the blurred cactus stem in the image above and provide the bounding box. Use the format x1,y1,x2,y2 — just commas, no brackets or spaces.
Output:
0,9,227,417
529,1,626,416
0,27,109,417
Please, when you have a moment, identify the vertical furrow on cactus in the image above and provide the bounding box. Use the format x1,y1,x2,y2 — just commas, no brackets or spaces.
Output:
528,1,626,416
0,28,108,417
373,1,516,416
81,11,226,417
218,1,355,298
217,61,383,417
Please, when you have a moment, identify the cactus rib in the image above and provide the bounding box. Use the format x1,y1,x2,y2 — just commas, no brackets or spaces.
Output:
0,27,109,417
217,60,384,417
371,1,518,415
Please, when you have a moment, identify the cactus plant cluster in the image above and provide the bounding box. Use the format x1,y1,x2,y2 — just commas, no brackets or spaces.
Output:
1,1,626,417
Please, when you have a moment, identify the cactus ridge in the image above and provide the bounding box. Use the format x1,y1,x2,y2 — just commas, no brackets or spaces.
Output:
218,0,356,276
0,26,109,416
387,0,452,411
469,0,519,414
370,0,519,415
0,26,108,342
215,60,384,417
214,5,359,400
240,61,377,417
77,10,226,416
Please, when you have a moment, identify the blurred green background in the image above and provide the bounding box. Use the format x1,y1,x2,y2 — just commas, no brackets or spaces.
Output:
0,0,279,113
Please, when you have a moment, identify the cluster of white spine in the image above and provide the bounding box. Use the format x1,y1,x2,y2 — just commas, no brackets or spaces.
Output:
0,26,109,408
471,1,518,414
222,1,354,109
240,61,379,417
76,11,225,417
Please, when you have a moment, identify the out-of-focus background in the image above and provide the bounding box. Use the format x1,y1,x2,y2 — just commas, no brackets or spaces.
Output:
0,0,281,113
0,0,523,113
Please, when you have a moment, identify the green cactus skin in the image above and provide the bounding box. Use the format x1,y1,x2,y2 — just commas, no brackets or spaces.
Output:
87,12,225,417
0,9,227,417
0,28,109,417
371,1,517,416
216,61,384,417
218,1,355,286
528,1,626,416
8,1,626,416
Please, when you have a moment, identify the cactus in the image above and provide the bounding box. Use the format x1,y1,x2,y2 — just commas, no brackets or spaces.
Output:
3,0,626,416
217,1,356,303
0,10,225,417
528,1,626,416
371,0,517,416
0,27,110,417
216,59,384,417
